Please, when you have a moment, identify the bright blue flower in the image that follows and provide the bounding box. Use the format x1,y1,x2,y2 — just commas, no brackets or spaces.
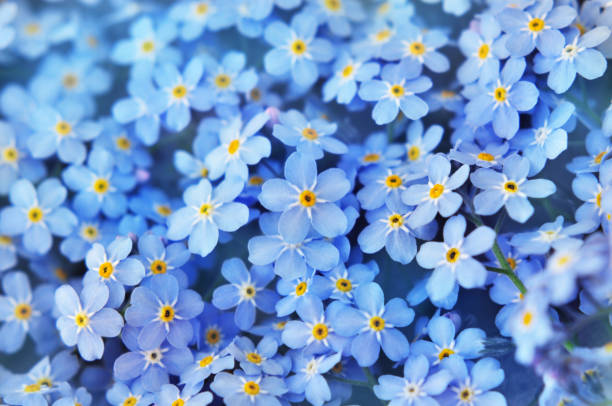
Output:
263,13,334,88
509,215,595,255
212,258,278,330
465,57,539,139
282,295,348,355
323,53,380,104
381,23,450,73
320,262,378,303
169,1,234,41
272,109,347,159
55,283,123,361
112,77,162,146
440,357,506,406
12,9,63,59
404,120,444,166
125,273,204,349
83,236,145,308
341,132,405,173
27,103,102,164
0,2,16,50
0,271,54,353
411,316,486,365
0,233,17,271
507,290,553,363
471,154,557,223
0,121,46,195
155,384,212,406
52,387,92,406
448,139,509,168
259,152,351,243
204,111,270,181
305,0,365,37
357,165,421,212
181,350,235,390
93,120,152,174
229,336,284,375
457,13,508,85
129,187,180,225
416,215,495,302
574,162,612,227
566,130,611,174
0,178,77,255
402,154,470,228
275,269,331,317
106,380,154,406
62,147,136,219
210,370,288,406
498,0,577,57
329,282,414,366
373,354,452,405
534,27,610,93
113,326,193,392
359,60,431,125
248,212,340,280
166,177,248,257
230,0,274,38
60,218,116,263
286,352,342,406
195,305,239,351
138,233,191,285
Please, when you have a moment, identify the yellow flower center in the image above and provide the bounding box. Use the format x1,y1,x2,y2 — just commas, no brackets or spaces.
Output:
429,184,444,199
299,190,317,207
594,150,606,164
150,260,167,275
227,139,240,154
122,396,138,406
28,207,43,223
55,121,72,136
291,39,307,55
295,281,307,296
446,248,460,263
477,152,494,162
409,41,426,56
159,305,175,322
522,311,533,326
249,175,264,186
25,23,41,35
250,88,262,101
363,152,380,162
507,257,517,270
55,268,68,281
503,181,518,193
75,313,89,328
385,174,402,188
377,2,390,14
246,352,262,364
172,85,187,99
341,65,354,78
335,278,352,292
2,146,18,163
37,378,52,388
596,192,602,208
171,399,184,406
82,225,99,240
312,323,329,340
375,29,391,42
441,90,456,99
275,321,287,330
477,43,490,59
141,40,155,53
24,383,41,393
199,355,214,367
214,74,231,89
390,84,404,98
242,285,256,299
324,0,342,11
206,328,221,344
195,2,209,14
93,178,109,194
528,17,545,32
438,348,455,360
243,381,260,396
116,136,131,150
0,235,12,245
98,262,114,278
62,74,79,89
493,87,507,102
408,146,420,161
459,388,474,402
574,22,586,35
87,36,99,48
200,167,209,178
199,203,213,216
156,205,172,217
369,316,385,331
14,303,32,320
388,213,404,228
301,127,318,140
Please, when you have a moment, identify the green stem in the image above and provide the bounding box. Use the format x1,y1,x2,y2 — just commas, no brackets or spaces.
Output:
490,241,527,295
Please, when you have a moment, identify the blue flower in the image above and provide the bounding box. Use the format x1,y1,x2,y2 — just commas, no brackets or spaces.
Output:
402,154,470,228
448,139,509,168
166,177,248,257
181,350,235,390
55,283,123,361
52,387,92,406
416,215,495,302
498,0,577,57
275,269,331,317
440,357,506,406
112,77,162,146
248,212,340,280
286,352,342,406
411,316,486,365
304,0,365,37
573,162,612,227
357,165,421,210
0,2,16,50
169,1,234,41
381,23,450,73
212,258,278,330
566,130,611,174
0,178,77,255
373,354,452,405
534,27,610,93
0,120,46,195
62,147,135,219
155,384,212,406
272,109,347,159
320,262,378,303
322,53,380,104
93,120,152,174
329,282,414,366
359,60,431,125
194,305,239,351
465,57,539,139
0,271,54,353
403,120,444,165
83,236,145,308
471,154,556,223
204,111,270,181
138,233,191,284
229,336,284,375
341,132,405,172
282,295,348,355
259,152,351,243
210,370,288,406
0,234,17,271
106,380,154,406
263,13,334,88
125,273,204,349
509,215,595,255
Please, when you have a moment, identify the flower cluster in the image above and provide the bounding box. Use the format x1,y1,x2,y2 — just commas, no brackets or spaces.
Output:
0,0,611,406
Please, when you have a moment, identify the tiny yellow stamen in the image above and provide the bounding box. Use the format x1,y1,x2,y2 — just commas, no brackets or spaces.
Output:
199,355,214,367
408,146,420,161
312,323,329,340
75,313,89,328
291,39,307,55
363,153,380,162
93,178,109,194
390,84,404,98
369,316,385,331
299,190,317,207
301,128,318,140
141,40,155,53
246,352,262,364
493,87,507,102
172,85,187,99
206,328,221,344
243,381,260,396
335,278,352,292
150,260,167,275
446,248,460,263
199,203,213,216
14,303,32,320
324,0,342,11
503,181,518,193
429,184,444,199
98,262,114,278
528,17,545,32
159,305,175,322
28,207,43,223
295,281,307,296
388,214,404,228
385,174,402,188
477,152,494,161
2,146,18,163
438,348,455,360
409,41,426,56
116,136,131,150
55,121,72,136
227,139,240,154
477,44,490,59
214,74,231,89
